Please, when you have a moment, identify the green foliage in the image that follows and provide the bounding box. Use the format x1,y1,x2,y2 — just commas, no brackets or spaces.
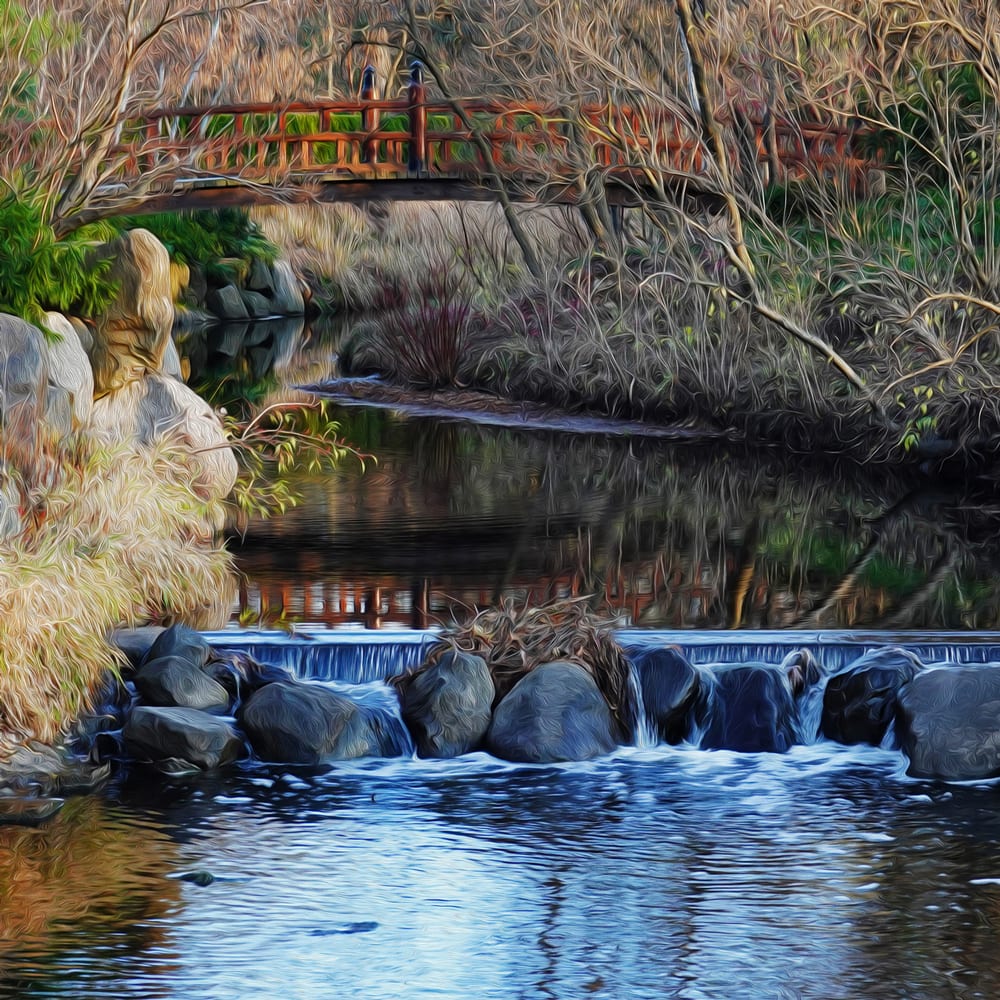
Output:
112,208,278,273
225,399,371,522
0,192,116,327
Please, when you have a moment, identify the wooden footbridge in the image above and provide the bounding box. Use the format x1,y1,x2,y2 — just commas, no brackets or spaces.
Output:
111,64,873,217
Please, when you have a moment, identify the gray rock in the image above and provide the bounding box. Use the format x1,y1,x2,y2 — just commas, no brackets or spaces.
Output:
0,471,22,540
89,373,238,502
112,626,167,668
207,284,250,320
399,651,494,758
135,655,231,711
123,706,242,769
486,661,618,763
238,681,396,764
0,794,64,827
270,260,305,315
43,382,72,437
69,316,93,353
701,664,797,753
246,258,275,295
822,648,922,746
631,646,704,744
142,623,211,667
241,290,273,319
898,666,1000,780
0,742,110,795
43,312,94,426
0,313,47,451
89,229,174,395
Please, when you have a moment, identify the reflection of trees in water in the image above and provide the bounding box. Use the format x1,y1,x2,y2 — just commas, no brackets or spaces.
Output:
232,398,1000,629
0,796,181,985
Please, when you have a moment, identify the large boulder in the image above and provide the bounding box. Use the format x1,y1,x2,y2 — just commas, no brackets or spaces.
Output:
821,648,922,746
89,229,174,395
238,681,401,764
631,646,704,744
122,706,242,769
134,656,231,712
89,373,238,501
112,626,167,669
486,661,618,764
701,664,797,753
398,651,494,758
42,312,93,427
897,665,1000,780
142,623,211,667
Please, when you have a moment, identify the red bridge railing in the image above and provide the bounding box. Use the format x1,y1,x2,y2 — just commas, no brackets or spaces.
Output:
111,63,874,207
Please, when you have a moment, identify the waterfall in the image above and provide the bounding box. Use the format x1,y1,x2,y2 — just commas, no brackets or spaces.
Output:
203,629,437,684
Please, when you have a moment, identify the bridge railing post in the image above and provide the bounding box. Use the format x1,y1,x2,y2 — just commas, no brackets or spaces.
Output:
408,61,427,175
361,65,379,166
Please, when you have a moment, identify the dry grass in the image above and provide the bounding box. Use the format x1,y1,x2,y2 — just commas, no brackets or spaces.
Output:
398,596,638,741
0,437,235,754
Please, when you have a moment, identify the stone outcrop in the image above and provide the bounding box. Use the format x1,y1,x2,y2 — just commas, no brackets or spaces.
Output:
486,661,618,763
90,373,237,502
89,229,174,396
397,651,495,758
631,646,705,744
42,312,93,427
134,656,231,712
123,706,243,770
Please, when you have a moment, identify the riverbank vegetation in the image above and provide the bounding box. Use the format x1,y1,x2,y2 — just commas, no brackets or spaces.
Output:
250,0,1000,464
0,437,234,751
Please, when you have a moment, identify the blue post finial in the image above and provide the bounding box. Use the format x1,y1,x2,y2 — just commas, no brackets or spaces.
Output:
410,61,424,85
362,65,376,90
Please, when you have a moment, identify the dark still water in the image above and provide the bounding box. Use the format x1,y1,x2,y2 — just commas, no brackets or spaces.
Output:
231,400,1000,632
6,741,1000,1000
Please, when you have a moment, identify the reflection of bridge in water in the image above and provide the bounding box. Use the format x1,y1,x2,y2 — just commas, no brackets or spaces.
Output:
106,64,876,219
236,546,850,631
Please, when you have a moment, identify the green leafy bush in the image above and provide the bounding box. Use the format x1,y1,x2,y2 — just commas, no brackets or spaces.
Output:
0,192,115,327
112,208,278,275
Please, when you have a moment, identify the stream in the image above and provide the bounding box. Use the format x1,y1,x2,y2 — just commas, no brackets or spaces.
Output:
5,318,1000,999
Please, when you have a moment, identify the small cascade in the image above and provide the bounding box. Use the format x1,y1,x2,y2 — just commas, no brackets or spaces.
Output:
327,680,416,758
205,630,436,684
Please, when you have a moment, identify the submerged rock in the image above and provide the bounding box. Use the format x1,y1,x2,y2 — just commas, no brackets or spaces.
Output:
631,646,704,744
238,681,401,764
897,665,1000,781
701,664,797,753
0,743,111,796
123,706,243,770
398,650,494,758
821,648,922,746
134,655,231,712
486,661,617,764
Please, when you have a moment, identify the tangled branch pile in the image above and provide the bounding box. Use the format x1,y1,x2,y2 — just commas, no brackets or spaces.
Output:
409,597,638,739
